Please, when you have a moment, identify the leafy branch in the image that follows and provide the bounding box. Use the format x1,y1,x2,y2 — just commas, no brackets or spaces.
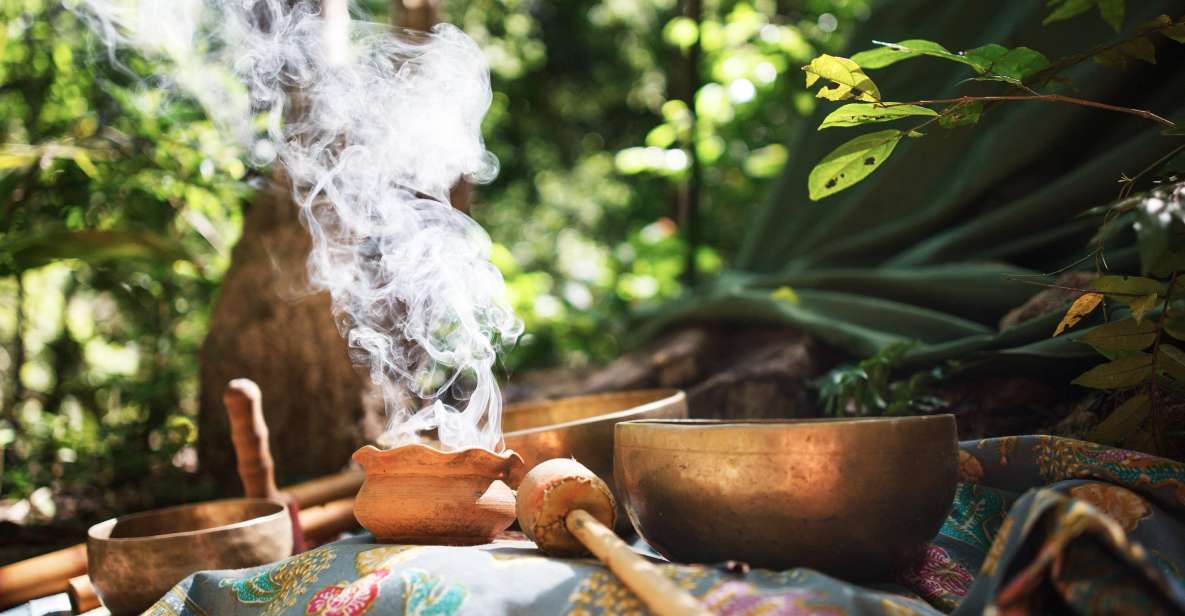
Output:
798,13,1185,201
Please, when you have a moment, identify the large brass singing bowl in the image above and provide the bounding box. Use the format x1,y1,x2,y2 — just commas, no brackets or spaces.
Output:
87,498,293,615
615,416,958,579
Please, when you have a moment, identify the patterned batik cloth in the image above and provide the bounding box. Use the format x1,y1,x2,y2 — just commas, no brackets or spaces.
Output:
147,436,1185,616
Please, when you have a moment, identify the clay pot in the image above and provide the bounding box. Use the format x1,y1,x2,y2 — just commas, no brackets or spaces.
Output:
352,444,524,545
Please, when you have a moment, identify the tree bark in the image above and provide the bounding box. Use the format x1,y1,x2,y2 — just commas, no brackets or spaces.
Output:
198,172,384,487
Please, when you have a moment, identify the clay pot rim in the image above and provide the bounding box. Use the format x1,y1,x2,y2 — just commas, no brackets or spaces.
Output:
352,443,524,478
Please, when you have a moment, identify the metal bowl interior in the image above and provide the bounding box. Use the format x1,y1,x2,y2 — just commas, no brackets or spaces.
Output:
614,416,958,579
88,498,292,615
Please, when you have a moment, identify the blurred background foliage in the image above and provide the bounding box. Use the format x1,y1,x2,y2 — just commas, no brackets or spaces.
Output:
0,0,869,522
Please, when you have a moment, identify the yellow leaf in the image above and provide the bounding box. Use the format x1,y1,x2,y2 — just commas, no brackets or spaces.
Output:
770,286,800,304
802,55,881,102
1053,292,1103,337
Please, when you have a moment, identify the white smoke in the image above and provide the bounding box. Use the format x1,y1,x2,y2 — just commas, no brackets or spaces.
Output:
74,0,522,450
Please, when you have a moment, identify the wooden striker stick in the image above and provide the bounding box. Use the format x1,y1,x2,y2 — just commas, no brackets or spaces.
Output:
517,458,710,616
223,378,280,499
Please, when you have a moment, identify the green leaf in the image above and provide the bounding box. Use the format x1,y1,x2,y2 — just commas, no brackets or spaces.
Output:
938,101,985,128
1166,315,1185,341
850,39,955,69
0,229,189,274
808,129,902,201
1086,393,1149,444
1163,23,1185,44
1128,293,1160,323
1091,275,1166,298
1072,353,1154,389
1118,37,1156,64
1044,0,1095,25
818,103,937,129
1097,0,1125,32
802,55,881,102
1079,318,1158,352
1158,344,1185,382
961,45,1051,82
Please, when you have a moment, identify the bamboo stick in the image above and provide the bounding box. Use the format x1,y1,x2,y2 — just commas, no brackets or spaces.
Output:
0,544,87,608
66,574,100,614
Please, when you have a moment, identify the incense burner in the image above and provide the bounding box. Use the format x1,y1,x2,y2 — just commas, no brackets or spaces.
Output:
352,444,524,545
615,416,958,580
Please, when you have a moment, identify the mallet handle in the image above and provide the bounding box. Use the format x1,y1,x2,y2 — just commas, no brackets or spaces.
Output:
565,509,710,616
224,378,280,499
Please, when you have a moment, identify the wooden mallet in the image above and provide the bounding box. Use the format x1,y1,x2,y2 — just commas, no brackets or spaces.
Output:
516,459,710,616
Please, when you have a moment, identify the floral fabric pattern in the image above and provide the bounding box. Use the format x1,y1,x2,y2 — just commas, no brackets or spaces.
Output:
1068,483,1150,531
141,436,1183,616
306,569,388,616
899,544,973,611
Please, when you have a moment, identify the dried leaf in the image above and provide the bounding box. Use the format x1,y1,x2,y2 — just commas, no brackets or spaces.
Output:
1053,292,1103,337
1072,353,1154,389
1079,318,1157,352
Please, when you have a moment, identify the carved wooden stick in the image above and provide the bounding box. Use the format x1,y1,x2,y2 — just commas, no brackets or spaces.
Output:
223,378,280,500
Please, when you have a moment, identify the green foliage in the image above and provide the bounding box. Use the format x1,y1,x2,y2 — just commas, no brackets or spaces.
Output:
1044,0,1126,31
800,12,1185,201
817,341,948,417
446,0,866,369
1045,178,1185,447
0,2,242,516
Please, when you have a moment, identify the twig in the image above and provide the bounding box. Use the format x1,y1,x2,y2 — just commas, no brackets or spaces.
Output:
892,95,1176,128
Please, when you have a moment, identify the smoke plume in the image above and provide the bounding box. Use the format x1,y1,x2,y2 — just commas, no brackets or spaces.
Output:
75,0,522,450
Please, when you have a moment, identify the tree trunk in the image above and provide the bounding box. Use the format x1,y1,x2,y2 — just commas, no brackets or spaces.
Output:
198,0,456,488
198,173,384,487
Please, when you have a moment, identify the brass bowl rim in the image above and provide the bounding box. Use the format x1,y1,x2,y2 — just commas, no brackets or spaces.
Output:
504,388,685,437
88,497,289,544
618,414,954,431
616,415,956,454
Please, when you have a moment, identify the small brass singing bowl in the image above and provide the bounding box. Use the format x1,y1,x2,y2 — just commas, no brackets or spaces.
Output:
503,389,687,485
503,389,687,530
87,498,293,615
615,416,958,579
